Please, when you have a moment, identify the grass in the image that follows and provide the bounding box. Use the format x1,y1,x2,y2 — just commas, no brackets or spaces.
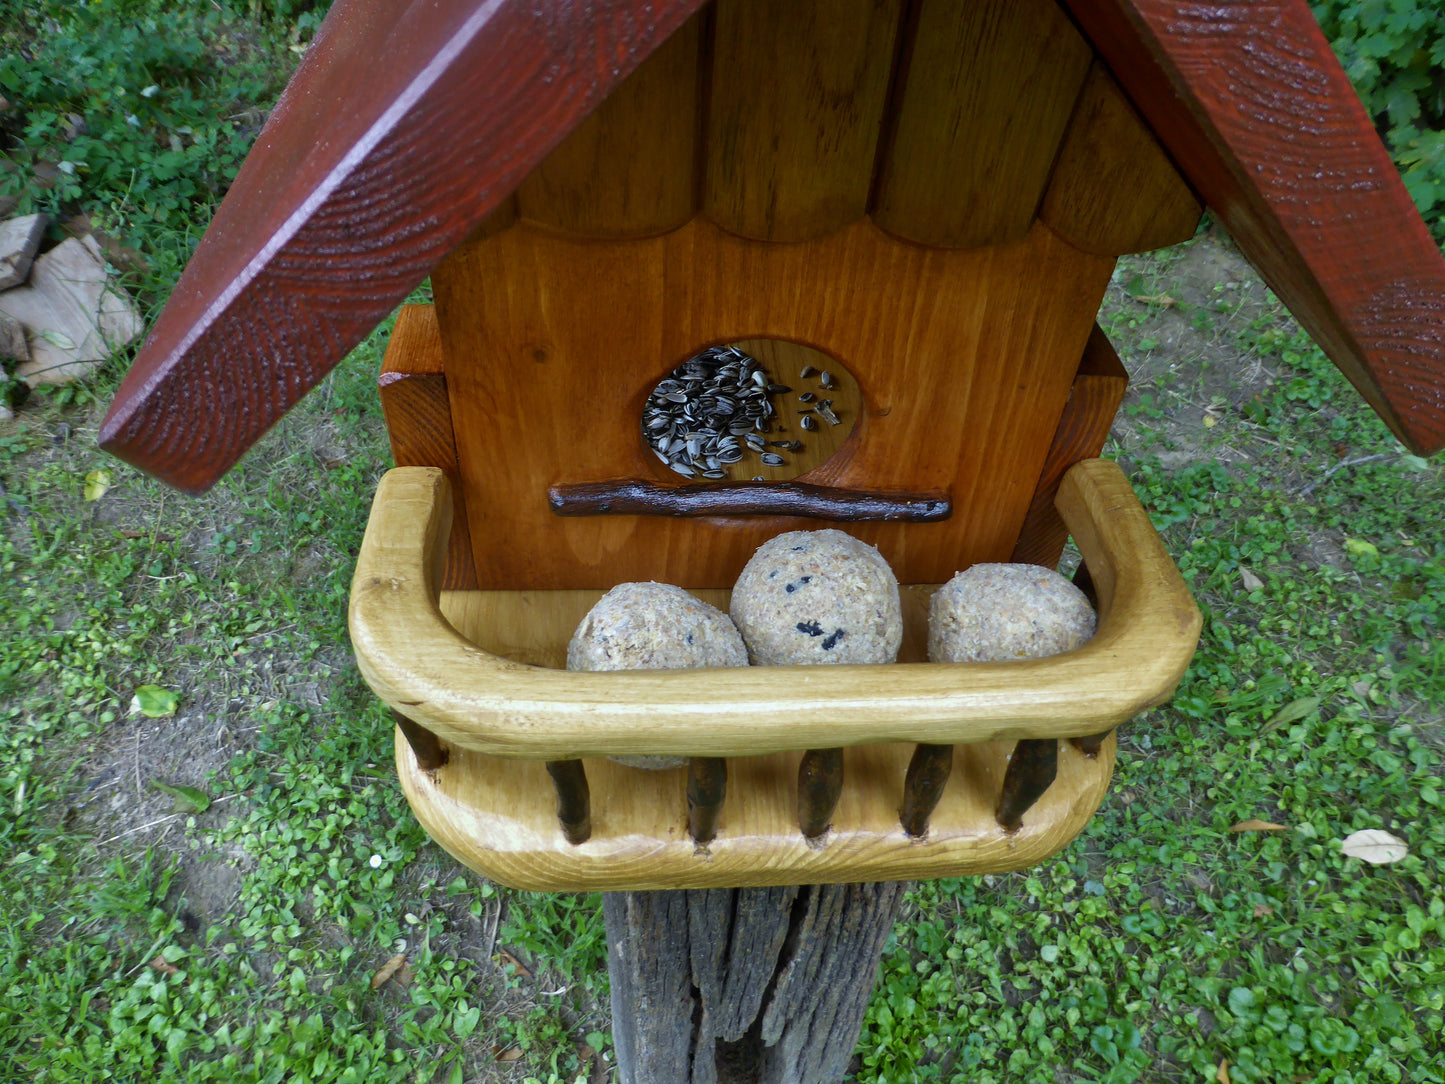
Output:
2,3,1444,1082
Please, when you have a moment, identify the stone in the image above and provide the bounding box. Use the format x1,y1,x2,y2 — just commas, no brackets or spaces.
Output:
0,310,26,363
0,235,143,386
0,213,48,290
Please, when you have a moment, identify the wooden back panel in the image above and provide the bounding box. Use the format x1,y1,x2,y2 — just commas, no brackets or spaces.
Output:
500,0,1198,252
432,217,1114,589
425,0,1190,589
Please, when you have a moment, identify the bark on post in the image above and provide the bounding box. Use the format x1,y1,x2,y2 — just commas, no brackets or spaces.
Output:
604,881,908,1084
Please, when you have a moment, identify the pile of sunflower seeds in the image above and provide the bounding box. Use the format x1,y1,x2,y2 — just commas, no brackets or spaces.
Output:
644,345,790,478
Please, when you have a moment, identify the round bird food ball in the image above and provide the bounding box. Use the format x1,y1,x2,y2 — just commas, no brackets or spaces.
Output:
730,529,902,665
567,581,748,769
928,563,1095,663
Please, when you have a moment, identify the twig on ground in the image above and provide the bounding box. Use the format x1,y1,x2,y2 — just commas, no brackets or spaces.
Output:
1298,453,1393,497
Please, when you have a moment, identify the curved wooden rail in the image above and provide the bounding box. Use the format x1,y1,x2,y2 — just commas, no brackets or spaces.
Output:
348,458,1201,760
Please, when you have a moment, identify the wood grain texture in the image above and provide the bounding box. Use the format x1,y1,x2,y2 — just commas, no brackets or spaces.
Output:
432,217,1113,590
1062,0,1445,455
516,12,702,238
899,743,952,838
378,304,477,590
996,738,1060,832
871,0,1092,248
1010,324,1129,568
99,0,708,491
1039,63,1203,256
397,723,1116,891
703,0,902,241
604,882,901,1082
348,460,1201,759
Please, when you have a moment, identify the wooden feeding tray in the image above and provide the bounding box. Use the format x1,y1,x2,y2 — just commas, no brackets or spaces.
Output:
350,457,1200,891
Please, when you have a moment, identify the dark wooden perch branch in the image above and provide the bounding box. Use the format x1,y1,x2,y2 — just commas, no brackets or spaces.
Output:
548,480,951,521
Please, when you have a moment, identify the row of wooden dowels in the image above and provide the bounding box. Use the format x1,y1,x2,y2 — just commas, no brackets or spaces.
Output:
520,733,1110,846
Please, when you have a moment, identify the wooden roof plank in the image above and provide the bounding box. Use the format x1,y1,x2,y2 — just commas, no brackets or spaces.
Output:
99,0,705,492
1062,0,1445,455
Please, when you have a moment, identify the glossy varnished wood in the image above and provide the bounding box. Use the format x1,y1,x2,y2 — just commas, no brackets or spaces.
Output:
704,0,901,241
395,723,1117,891
378,304,477,590
516,12,703,238
1011,325,1129,568
1063,0,1445,455
100,0,709,491
432,219,1112,589
348,460,1201,759
871,0,1092,248
1038,63,1203,256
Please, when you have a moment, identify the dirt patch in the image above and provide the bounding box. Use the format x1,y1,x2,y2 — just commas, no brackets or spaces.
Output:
1106,227,1288,470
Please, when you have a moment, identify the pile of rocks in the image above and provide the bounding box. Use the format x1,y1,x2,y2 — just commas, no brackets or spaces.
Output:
0,213,143,419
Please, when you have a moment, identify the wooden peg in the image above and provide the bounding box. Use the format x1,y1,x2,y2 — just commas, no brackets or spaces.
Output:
392,710,448,771
687,757,727,844
545,760,592,845
899,743,953,838
798,748,844,840
996,739,1058,833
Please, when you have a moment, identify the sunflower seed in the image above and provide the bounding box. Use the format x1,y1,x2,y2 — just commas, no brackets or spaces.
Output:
819,371,836,389
797,391,815,403
799,365,817,379
761,453,785,466
800,415,818,431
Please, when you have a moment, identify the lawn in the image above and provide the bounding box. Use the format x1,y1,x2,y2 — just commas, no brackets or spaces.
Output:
1,2,1442,1082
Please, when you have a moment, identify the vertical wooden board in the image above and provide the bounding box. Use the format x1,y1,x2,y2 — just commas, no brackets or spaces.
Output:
431,217,1113,590
378,304,478,590
1010,327,1128,568
871,0,1092,249
516,13,703,238
1039,64,1203,256
703,0,902,242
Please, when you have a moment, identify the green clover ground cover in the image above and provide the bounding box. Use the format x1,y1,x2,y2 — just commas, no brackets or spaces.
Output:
3,2,1444,1082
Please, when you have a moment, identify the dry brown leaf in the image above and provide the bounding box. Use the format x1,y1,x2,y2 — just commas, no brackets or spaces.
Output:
1239,568,1263,592
370,953,407,990
1216,1058,1231,1084
1230,819,1288,832
148,956,179,975
1340,829,1409,864
496,948,533,979
1253,904,1274,918
494,1046,524,1062
1133,292,1178,307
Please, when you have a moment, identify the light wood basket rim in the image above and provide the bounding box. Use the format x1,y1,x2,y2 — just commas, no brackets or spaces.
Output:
349,458,1201,759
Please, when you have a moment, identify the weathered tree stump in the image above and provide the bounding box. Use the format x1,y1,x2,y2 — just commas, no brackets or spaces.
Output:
604,881,907,1084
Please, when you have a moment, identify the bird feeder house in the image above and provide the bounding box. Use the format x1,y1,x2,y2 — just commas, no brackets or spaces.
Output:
102,0,1445,896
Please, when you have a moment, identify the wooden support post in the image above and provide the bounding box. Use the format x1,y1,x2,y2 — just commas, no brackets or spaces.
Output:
1066,563,1111,758
688,757,728,844
545,760,591,845
604,880,908,1084
899,743,953,837
797,748,844,840
392,710,448,771
997,739,1060,833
